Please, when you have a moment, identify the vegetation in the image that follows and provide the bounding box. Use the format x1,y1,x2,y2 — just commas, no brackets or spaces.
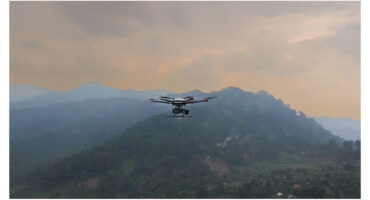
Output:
10,97,166,185
10,87,360,198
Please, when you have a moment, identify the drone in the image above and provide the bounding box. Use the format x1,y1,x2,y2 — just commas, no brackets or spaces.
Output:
149,96,216,117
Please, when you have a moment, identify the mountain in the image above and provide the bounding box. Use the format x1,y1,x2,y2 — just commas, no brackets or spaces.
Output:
10,83,172,185
11,87,360,198
314,117,360,140
10,97,168,185
62,82,126,101
10,82,172,110
10,84,52,102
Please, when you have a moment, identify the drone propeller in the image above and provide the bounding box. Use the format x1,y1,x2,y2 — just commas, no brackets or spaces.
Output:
160,96,173,99
149,98,173,104
183,96,194,100
201,96,217,102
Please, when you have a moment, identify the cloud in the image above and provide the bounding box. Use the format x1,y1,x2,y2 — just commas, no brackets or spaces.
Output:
10,2,360,119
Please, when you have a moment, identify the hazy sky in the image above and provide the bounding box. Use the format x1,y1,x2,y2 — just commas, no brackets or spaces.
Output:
10,2,360,119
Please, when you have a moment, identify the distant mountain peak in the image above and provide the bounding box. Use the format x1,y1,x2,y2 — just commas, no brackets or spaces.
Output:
256,90,270,95
10,84,52,102
315,116,359,121
313,116,360,140
217,87,255,98
222,86,245,92
180,89,205,97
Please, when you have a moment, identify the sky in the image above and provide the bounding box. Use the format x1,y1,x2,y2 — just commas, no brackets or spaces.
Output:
10,1,360,119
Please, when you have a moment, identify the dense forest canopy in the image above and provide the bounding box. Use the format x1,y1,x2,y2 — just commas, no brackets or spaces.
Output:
10,87,360,198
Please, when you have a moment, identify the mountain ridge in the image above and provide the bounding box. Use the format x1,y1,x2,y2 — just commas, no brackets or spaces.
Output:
313,116,360,140
10,84,52,102
10,96,168,185
11,86,359,198
10,82,173,110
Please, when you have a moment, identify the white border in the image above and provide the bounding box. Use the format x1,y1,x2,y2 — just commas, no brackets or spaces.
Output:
3,1,367,200
361,0,369,199
1,0,9,199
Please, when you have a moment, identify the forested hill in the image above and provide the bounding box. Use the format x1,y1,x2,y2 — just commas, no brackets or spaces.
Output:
12,87,360,198
10,97,167,185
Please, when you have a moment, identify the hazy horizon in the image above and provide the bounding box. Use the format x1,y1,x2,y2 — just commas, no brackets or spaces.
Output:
10,81,360,121
10,1,360,119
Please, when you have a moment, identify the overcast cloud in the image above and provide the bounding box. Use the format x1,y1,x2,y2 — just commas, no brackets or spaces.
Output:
10,2,360,119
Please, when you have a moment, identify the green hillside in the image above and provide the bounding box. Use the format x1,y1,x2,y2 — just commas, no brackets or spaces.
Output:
10,97,167,185
11,87,360,198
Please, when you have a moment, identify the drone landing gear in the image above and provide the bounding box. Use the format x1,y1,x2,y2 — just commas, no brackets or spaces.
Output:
166,113,192,118
168,107,190,118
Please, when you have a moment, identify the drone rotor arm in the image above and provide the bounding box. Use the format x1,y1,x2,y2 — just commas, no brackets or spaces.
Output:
149,99,172,104
185,96,217,104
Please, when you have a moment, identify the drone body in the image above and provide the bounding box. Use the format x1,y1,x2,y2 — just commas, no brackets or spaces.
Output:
149,96,216,117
